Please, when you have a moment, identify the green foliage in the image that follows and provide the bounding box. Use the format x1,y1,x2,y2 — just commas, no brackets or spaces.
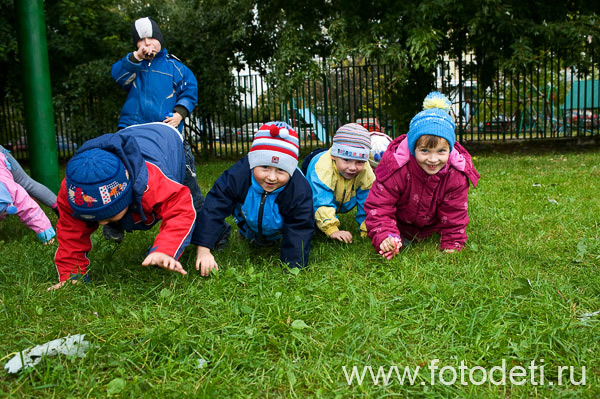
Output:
159,0,253,119
0,0,598,142
1,147,600,397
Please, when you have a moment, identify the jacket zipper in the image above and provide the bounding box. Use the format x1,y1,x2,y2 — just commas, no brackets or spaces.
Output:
337,180,355,213
258,192,267,237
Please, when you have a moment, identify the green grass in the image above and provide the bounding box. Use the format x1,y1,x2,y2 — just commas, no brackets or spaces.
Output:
1,146,600,398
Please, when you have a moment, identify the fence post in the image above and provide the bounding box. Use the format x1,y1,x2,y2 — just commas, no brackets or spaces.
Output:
15,0,59,192
458,53,464,142
322,59,330,146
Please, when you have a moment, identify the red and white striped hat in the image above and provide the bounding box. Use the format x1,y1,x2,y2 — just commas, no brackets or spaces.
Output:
248,121,299,176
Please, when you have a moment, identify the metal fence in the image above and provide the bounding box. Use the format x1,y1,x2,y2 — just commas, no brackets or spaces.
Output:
188,59,400,159
2,54,598,160
444,52,599,142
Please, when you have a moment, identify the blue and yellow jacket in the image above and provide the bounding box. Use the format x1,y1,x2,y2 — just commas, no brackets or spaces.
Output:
306,149,375,237
195,156,315,268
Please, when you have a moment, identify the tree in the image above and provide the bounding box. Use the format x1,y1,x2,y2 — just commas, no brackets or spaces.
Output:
1,0,598,139
241,0,600,124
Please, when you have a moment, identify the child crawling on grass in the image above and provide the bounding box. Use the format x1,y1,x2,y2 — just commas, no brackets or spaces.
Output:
194,121,315,276
1,144,59,216
50,123,201,290
302,123,375,243
0,151,56,244
365,92,480,259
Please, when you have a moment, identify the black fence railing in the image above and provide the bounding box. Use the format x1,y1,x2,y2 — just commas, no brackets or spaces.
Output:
1,54,598,161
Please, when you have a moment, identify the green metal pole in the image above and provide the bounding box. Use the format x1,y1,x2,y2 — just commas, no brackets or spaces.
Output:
15,0,59,193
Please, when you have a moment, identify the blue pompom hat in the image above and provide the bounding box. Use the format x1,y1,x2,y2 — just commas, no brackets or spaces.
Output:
407,91,455,156
65,148,132,221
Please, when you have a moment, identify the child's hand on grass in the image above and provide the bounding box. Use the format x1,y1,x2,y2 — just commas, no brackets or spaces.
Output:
330,230,353,243
443,248,457,254
379,236,402,260
37,227,56,245
142,252,187,275
196,246,218,277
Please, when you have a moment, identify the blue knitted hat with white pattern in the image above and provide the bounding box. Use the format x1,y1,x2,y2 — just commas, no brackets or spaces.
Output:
407,92,455,156
66,149,132,221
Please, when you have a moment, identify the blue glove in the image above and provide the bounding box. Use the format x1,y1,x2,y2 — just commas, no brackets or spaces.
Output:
37,227,56,243
69,273,90,283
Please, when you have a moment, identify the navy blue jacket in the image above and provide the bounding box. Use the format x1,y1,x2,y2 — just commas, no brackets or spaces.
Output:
76,123,187,222
196,156,315,268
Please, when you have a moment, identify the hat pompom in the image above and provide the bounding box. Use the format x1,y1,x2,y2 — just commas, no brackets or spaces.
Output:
267,124,280,137
423,91,452,113
5,204,17,215
278,128,290,139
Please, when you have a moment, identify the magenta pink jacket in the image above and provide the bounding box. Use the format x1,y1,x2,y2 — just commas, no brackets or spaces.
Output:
0,152,53,234
365,135,480,251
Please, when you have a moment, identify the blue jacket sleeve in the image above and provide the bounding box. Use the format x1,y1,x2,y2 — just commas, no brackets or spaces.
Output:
355,186,369,232
306,155,341,236
173,61,198,115
195,158,249,249
111,54,141,92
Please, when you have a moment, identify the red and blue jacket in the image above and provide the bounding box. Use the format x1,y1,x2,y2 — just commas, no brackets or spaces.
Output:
54,126,196,281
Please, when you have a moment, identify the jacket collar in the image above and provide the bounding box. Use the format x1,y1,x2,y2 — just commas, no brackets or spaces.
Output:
376,134,479,187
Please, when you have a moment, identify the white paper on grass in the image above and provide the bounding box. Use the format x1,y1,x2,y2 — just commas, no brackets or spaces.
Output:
4,334,89,374
197,358,208,369
578,310,600,321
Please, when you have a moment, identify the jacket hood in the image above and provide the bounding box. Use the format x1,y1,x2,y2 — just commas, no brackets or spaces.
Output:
375,134,479,187
76,133,149,220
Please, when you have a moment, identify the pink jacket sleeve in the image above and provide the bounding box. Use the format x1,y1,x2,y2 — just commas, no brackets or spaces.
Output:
364,174,404,250
0,155,52,234
437,173,470,251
